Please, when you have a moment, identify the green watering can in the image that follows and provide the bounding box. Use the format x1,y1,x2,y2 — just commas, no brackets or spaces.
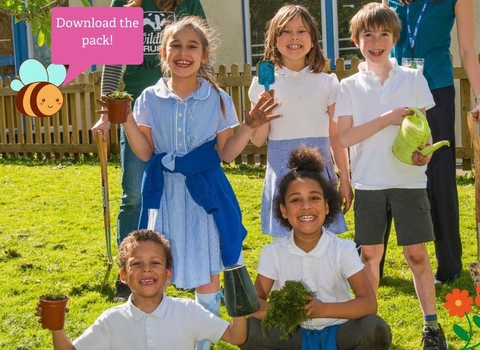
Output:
392,107,450,165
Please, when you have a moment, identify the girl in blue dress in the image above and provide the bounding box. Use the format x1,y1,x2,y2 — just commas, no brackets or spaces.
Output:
249,5,353,238
104,15,279,350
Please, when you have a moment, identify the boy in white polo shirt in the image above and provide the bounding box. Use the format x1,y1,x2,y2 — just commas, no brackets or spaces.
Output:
334,3,447,350
35,229,247,349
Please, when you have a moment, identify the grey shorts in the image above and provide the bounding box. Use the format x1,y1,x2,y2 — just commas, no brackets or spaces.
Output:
354,189,435,246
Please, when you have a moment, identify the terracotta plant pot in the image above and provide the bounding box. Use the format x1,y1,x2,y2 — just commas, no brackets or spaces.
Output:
105,94,131,124
223,264,260,317
39,295,69,331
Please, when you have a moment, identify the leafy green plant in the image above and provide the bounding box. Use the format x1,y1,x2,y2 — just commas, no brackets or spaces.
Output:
39,293,68,301
262,280,314,340
106,91,134,101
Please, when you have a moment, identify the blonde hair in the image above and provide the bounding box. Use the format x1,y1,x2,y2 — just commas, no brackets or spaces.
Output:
349,3,401,44
159,16,226,115
263,5,326,73
125,0,180,11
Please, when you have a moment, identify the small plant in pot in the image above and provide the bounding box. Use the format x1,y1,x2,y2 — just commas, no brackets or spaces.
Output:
104,90,134,124
38,291,69,331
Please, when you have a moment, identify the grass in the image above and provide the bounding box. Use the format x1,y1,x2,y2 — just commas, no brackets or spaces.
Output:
0,156,479,349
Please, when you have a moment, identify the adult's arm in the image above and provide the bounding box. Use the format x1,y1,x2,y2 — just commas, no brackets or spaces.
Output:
100,65,123,96
91,65,123,140
456,0,480,111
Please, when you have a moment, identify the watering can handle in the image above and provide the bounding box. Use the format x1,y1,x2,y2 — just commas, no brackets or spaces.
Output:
407,107,427,121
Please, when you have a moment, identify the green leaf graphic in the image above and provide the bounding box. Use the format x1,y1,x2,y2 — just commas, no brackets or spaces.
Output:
454,324,471,342
473,315,480,328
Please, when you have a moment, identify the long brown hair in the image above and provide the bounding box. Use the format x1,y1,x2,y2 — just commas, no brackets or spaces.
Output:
159,16,226,116
263,5,326,73
125,0,183,11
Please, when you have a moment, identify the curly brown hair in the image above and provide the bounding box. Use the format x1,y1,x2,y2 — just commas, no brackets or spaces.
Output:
117,229,173,271
274,145,342,230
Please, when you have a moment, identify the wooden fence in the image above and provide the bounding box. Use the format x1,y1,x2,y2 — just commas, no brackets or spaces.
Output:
0,58,477,168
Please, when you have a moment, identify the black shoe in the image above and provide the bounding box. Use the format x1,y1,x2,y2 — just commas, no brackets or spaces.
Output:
422,324,448,350
113,276,131,302
434,272,460,285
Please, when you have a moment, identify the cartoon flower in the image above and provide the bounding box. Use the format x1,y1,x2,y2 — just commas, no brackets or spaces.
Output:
445,288,480,349
445,288,473,318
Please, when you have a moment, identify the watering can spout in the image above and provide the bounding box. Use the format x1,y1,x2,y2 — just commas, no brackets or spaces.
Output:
419,140,450,156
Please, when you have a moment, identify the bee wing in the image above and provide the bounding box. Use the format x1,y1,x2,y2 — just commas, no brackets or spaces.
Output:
10,79,24,92
47,64,67,86
19,59,48,85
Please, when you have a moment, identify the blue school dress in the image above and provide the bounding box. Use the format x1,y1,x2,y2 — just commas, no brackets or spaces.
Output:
134,77,245,288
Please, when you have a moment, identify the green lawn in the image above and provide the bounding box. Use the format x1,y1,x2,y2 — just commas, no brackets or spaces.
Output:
0,157,479,349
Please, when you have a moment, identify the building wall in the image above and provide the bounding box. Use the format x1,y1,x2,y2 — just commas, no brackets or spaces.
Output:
201,0,246,71
70,0,246,71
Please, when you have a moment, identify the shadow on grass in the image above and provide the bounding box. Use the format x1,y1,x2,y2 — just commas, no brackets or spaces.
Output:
379,275,417,295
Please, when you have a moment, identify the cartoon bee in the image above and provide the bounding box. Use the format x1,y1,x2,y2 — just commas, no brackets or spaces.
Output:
10,59,66,118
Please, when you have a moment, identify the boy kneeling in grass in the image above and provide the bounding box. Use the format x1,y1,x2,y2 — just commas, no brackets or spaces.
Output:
35,229,247,349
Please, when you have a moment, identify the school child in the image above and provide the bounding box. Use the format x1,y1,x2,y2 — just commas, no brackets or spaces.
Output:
91,0,206,304
239,145,391,350
384,0,480,286
249,4,353,239
334,3,447,349
97,15,279,350
35,229,248,349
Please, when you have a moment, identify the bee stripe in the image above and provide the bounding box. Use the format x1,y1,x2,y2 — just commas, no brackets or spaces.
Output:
30,82,51,118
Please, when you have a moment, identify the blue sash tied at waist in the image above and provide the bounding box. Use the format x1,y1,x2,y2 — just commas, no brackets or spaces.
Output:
139,138,247,267
301,325,339,350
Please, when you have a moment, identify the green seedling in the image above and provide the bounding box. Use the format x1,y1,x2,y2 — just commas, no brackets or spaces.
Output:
262,280,314,340
106,91,134,101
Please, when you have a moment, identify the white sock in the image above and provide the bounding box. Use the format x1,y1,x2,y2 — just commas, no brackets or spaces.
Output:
195,291,223,350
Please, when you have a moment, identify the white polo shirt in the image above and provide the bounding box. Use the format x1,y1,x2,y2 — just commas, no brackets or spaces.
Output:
258,229,364,330
73,294,229,349
249,66,338,140
333,59,435,190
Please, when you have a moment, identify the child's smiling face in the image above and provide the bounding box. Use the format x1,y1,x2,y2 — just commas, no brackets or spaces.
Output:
276,15,313,70
355,27,395,64
280,177,329,237
119,241,172,300
162,27,209,80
